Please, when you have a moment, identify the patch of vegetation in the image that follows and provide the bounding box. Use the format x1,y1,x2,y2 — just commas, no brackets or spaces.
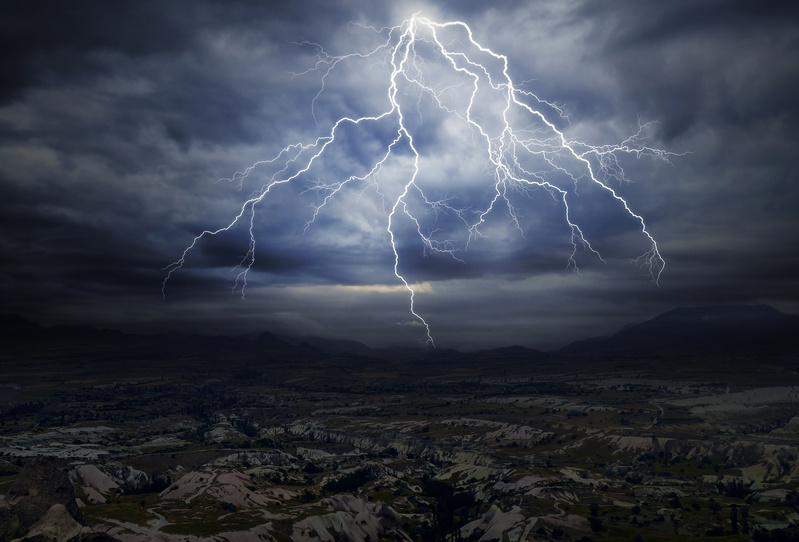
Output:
160,510,264,536
82,493,161,525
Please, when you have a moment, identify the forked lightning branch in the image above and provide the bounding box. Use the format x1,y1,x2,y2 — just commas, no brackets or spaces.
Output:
163,15,678,347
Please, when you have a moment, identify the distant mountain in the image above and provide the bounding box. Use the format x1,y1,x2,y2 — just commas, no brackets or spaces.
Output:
557,304,799,360
283,336,371,355
49,323,124,338
254,331,292,348
466,345,550,363
0,314,319,367
2,305,796,369
0,313,43,335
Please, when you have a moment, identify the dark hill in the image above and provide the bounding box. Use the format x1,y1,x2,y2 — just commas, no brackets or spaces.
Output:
285,336,371,355
467,345,550,363
2,305,796,373
0,314,43,337
557,304,799,361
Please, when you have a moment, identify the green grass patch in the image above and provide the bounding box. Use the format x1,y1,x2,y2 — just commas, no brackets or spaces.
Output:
160,510,265,536
83,494,160,525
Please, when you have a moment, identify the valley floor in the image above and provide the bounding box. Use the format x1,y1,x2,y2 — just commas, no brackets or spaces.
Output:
2,352,799,541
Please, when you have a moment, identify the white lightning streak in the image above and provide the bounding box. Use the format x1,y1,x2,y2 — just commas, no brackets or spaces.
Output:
163,15,681,348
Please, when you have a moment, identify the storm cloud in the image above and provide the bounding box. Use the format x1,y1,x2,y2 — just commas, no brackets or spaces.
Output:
2,0,797,350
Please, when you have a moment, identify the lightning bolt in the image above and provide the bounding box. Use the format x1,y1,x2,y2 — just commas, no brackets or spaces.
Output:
163,15,681,348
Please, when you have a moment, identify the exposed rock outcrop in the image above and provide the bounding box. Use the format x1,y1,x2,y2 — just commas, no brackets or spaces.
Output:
0,458,119,542
2,457,83,538
292,494,410,542
10,503,83,542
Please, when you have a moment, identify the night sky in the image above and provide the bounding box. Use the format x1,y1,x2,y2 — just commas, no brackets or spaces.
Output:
2,1,798,351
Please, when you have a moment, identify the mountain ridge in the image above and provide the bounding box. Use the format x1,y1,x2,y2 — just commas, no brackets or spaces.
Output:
2,303,797,362
556,303,799,360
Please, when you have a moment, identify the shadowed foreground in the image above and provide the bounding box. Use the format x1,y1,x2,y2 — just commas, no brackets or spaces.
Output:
1,306,798,541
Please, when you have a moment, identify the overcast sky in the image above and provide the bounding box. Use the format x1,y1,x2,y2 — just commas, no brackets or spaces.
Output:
2,0,798,350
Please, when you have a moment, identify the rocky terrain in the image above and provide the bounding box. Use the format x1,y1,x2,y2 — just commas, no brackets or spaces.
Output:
1,305,798,541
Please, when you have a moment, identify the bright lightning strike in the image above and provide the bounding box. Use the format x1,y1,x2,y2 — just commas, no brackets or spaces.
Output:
163,15,680,348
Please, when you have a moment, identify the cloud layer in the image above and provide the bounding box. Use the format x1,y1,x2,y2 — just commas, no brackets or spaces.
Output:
2,1,798,349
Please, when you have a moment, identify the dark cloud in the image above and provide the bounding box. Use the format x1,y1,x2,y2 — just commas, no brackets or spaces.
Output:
1,1,797,349
576,0,799,141
0,1,194,104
